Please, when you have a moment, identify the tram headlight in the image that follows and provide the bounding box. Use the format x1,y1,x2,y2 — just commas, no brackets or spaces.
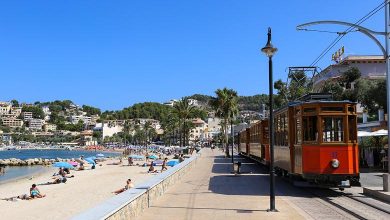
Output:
331,159,340,168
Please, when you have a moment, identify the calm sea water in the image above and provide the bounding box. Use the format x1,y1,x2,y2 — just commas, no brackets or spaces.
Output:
0,149,120,184
0,149,120,160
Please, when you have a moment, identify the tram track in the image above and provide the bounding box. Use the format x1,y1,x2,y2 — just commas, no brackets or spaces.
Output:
242,154,390,219
303,187,390,219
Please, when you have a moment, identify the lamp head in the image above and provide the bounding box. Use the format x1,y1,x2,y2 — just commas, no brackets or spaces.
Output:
261,27,277,57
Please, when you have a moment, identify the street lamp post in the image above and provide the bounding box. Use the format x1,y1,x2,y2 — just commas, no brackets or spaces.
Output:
261,27,278,212
231,119,234,164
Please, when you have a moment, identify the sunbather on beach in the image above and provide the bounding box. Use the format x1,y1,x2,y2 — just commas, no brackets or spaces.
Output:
30,184,46,198
2,194,31,201
59,168,74,178
148,163,158,173
113,179,134,195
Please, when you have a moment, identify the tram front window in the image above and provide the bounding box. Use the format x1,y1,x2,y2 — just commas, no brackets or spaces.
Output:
322,117,344,142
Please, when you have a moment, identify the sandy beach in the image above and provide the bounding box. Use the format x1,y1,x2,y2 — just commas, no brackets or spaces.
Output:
0,157,163,220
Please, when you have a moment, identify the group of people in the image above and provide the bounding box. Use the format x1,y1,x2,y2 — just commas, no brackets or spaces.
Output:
148,158,168,173
1,155,93,202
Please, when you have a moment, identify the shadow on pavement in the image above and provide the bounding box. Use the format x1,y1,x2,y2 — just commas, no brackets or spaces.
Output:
149,205,267,213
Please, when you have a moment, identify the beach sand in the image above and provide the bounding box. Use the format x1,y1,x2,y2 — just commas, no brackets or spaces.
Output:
0,157,163,220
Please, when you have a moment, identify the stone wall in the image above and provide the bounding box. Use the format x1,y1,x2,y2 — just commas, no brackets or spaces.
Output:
72,152,200,220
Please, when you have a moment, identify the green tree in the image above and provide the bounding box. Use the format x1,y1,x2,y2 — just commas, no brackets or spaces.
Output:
210,88,239,157
320,80,344,101
274,71,312,105
22,106,44,119
10,100,19,107
173,98,196,147
82,105,101,116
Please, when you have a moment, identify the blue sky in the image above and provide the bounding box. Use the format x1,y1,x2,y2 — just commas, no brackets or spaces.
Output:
0,0,385,110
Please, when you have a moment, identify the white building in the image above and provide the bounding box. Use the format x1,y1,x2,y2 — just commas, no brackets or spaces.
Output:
136,118,161,130
10,107,22,117
42,106,51,116
55,130,80,136
0,113,18,119
312,55,385,91
42,106,51,121
44,123,57,132
70,115,92,124
1,118,24,128
22,112,33,121
189,118,208,143
28,119,45,130
207,117,222,139
187,99,200,107
163,99,178,107
0,102,11,115
101,120,126,138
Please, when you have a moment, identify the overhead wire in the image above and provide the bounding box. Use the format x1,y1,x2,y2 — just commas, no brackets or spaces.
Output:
308,1,387,67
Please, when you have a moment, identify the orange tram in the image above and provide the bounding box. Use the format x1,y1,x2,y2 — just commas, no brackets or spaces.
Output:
238,94,360,188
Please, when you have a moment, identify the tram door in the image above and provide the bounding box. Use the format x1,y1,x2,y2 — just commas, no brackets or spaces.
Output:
293,107,303,174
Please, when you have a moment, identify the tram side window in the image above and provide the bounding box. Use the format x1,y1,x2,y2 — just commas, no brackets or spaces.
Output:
322,117,344,142
303,116,317,142
348,115,357,142
295,117,302,144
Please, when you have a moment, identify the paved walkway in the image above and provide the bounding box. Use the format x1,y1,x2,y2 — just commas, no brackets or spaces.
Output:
137,148,306,220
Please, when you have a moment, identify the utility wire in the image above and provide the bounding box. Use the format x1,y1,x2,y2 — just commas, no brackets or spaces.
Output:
309,1,387,67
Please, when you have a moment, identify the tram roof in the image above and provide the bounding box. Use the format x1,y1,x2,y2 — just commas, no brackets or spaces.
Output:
273,100,356,114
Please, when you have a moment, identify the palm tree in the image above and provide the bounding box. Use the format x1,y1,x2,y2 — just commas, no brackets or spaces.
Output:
210,88,239,157
173,98,195,147
161,114,179,146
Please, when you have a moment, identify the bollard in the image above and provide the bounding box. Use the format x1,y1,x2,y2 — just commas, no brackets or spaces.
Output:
384,173,390,192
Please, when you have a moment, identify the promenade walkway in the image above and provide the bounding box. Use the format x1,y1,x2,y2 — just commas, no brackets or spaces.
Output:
137,148,306,220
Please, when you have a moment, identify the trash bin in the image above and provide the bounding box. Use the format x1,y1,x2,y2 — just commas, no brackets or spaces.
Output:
233,162,241,174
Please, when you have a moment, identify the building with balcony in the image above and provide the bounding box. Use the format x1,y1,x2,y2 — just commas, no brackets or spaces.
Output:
0,102,11,115
70,115,92,124
312,55,385,91
44,123,57,132
22,112,33,121
189,118,208,143
10,107,22,117
1,118,24,128
28,119,45,130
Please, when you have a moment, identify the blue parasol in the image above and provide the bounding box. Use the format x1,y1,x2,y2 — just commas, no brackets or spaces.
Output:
84,157,96,164
167,160,179,167
148,155,158,160
53,162,75,169
129,155,144,159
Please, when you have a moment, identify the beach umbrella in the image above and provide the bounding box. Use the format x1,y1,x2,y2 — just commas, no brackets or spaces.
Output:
167,160,179,167
153,160,164,166
148,155,158,160
53,162,75,169
96,153,105,157
68,161,79,166
89,156,97,160
84,157,96,164
129,155,144,159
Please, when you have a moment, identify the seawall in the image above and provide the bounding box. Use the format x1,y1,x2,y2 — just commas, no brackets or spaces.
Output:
72,151,201,220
